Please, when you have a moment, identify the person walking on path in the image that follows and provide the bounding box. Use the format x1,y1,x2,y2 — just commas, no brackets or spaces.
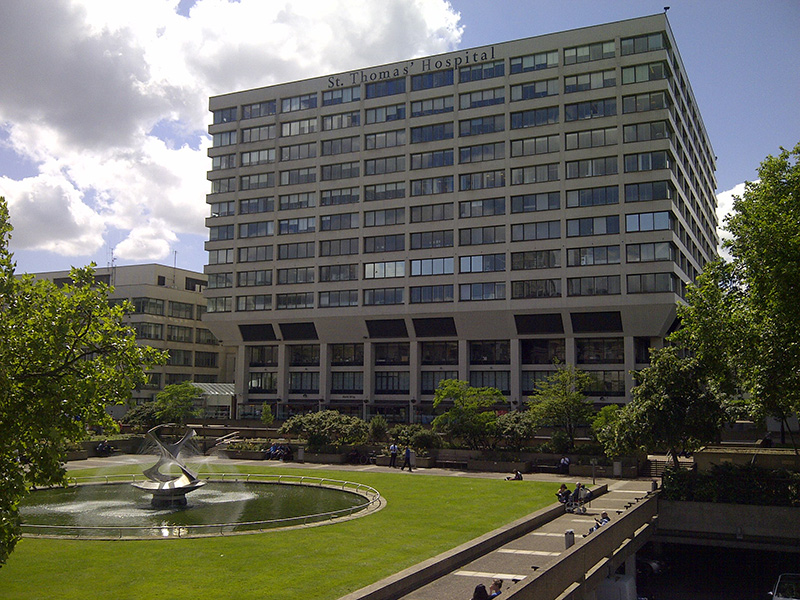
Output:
389,442,398,468
400,445,413,471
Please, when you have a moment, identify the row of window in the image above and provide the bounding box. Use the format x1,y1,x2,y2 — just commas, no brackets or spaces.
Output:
212,32,669,124
132,322,220,345
130,298,205,319
206,272,679,313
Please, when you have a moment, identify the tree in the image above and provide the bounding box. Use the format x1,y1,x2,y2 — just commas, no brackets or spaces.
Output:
0,197,164,566
278,410,367,449
260,403,274,427
527,364,594,451
154,382,203,425
119,400,160,432
604,346,729,466
494,410,538,452
677,142,800,447
367,414,389,443
431,379,506,449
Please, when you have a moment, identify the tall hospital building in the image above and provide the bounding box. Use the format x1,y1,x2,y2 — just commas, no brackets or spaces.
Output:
204,13,717,422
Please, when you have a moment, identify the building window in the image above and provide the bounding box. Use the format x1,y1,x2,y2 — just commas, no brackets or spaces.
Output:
410,285,453,304
566,156,618,179
322,86,361,106
410,257,454,276
278,193,315,211
627,272,678,294
621,32,667,56
364,181,405,202
319,290,358,307
621,62,669,85
240,149,275,166
213,107,237,124
277,241,315,260
622,91,668,114
365,77,406,99
510,134,559,157
565,127,617,150
374,343,410,365
564,41,615,65
242,125,276,143
240,173,274,190
460,169,505,191
421,371,459,394
322,111,360,131
564,69,616,93
460,253,505,273
210,178,236,194
521,370,558,395
364,234,405,254
411,149,454,170
510,279,561,299
510,221,560,242
240,197,274,214
410,176,453,196
133,297,164,316
460,197,505,218
134,322,163,340
281,118,317,137
410,202,453,222
624,151,671,173
585,370,625,397
459,87,505,109
421,342,458,365
625,211,673,233
510,107,559,130
470,340,510,365
281,93,317,113
623,120,670,142
321,161,359,181
366,103,406,124
237,270,272,287
459,60,504,82
210,201,235,218
567,245,621,266
511,249,560,270
510,192,559,213
625,181,673,203
411,69,454,90
365,155,405,175
276,292,314,310
365,129,405,149
277,217,315,235
520,339,565,364
331,343,364,366
248,371,277,394
566,186,619,208
566,215,620,237
576,338,624,364
207,297,232,313
277,267,314,285
411,230,454,250
364,261,405,279
280,167,315,186
321,187,359,206
209,225,234,241
459,115,504,137
469,371,510,393
410,122,454,143
280,143,316,162
374,371,410,394
626,241,675,263
238,245,273,263
567,275,621,296
510,163,559,185
212,131,237,147
242,100,276,119
411,95,454,116
459,142,505,164
211,154,236,170
208,248,234,265
290,371,319,393
564,98,616,122
460,282,505,301
195,352,219,368
460,225,506,245
248,345,278,367
196,329,219,345
319,238,359,257
364,208,404,227
167,349,193,367
510,78,558,101
236,294,272,311
510,50,558,73
321,136,360,156
330,372,364,394
320,264,358,282
364,287,404,306
320,212,358,231
239,221,274,238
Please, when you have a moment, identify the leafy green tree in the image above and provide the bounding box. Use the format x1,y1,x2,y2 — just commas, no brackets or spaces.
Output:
432,379,506,449
278,410,367,449
0,197,164,566
494,410,538,452
389,423,425,446
678,143,800,447
604,346,729,466
367,414,389,443
591,404,622,456
154,381,203,425
527,364,594,451
119,401,160,432
260,403,274,427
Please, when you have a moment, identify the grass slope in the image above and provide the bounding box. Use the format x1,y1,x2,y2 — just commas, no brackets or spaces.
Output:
2,464,559,600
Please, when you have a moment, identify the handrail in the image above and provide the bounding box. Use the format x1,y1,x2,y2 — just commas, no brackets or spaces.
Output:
22,473,381,540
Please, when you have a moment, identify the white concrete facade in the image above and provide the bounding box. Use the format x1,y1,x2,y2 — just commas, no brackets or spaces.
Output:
203,14,717,422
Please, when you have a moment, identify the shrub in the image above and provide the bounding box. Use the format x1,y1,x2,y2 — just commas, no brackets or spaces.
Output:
278,410,367,450
368,415,389,443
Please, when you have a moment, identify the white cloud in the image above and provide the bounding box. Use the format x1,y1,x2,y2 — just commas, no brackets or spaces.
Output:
0,0,463,264
715,182,747,257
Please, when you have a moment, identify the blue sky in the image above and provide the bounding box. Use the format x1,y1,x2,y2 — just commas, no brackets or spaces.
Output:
0,0,797,274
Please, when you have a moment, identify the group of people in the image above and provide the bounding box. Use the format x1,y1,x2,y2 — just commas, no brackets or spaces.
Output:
388,443,414,471
95,439,115,456
265,443,292,461
555,482,592,504
472,578,503,599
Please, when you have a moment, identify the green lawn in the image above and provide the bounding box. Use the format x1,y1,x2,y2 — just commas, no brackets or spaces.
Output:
2,464,559,600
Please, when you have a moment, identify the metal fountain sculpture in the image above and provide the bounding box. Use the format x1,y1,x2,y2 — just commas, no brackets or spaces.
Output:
133,424,206,507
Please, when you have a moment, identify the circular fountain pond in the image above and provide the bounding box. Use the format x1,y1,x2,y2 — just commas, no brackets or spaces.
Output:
20,475,381,539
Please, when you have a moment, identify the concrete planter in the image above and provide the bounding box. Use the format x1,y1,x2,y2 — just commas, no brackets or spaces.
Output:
303,452,347,464
65,450,89,461
415,457,436,468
